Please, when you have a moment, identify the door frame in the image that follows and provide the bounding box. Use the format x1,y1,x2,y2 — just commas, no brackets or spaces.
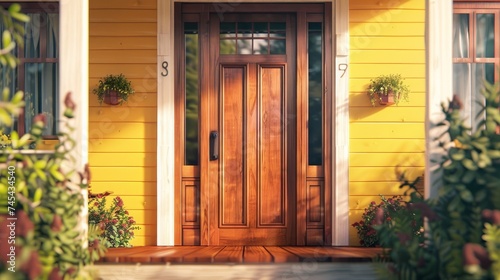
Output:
157,0,350,246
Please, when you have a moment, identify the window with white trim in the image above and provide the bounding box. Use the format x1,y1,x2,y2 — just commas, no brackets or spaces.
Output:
453,1,499,130
0,2,59,137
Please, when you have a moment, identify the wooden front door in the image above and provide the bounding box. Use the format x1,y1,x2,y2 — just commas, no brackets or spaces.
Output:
206,15,296,245
175,3,332,246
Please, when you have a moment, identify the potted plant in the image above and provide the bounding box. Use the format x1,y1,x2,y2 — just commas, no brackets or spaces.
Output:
93,73,135,105
367,74,410,106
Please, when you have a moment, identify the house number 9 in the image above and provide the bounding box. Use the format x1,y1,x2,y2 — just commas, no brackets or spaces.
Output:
161,61,168,77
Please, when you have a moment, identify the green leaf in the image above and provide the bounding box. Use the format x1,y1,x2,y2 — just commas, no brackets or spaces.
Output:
487,150,500,159
459,189,473,203
461,170,476,184
33,188,42,203
462,158,478,171
10,12,30,23
0,108,12,126
34,160,47,170
2,30,12,48
8,3,21,13
449,148,465,161
11,90,23,104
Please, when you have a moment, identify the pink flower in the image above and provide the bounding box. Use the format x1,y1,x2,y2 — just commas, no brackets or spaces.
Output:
115,197,124,207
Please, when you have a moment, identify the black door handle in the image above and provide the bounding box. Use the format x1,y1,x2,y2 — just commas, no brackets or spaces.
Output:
210,131,219,160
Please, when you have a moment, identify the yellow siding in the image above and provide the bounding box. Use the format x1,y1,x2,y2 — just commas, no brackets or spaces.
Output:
88,0,157,246
349,0,426,246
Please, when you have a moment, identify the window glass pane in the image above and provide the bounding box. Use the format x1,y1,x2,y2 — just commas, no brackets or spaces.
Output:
237,22,252,37
308,22,323,166
25,13,41,58
0,20,17,133
47,13,59,58
253,39,268,54
220,22,236,38
452,63,492,131
270,39,285,54
24,63,58,136
220,39,236,54
476,14,494,58
254,22,268,38
185,23,199,165
453,14,469,58
237,39,252,54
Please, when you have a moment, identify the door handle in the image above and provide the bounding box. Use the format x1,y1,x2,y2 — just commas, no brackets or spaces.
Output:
210,131,219,160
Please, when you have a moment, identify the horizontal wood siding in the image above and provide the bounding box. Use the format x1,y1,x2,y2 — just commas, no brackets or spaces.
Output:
349,0,425,245
88,0,157,246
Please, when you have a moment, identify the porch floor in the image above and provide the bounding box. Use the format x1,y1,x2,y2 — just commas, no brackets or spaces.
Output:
98,246,383,264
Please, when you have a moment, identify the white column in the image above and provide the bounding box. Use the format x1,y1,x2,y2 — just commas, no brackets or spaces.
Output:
157,0,175,246
333,0,350,246
59,0,89,238
425,0,453,198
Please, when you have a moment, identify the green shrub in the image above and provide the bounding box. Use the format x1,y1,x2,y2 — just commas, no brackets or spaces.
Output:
374,82,500,279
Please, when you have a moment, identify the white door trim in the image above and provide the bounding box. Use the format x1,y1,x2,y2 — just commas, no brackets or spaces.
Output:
157,0,350,246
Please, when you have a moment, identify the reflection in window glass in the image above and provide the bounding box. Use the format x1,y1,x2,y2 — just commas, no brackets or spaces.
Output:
453,63,493,130
453,14,470,59
476,14,495,58
308,22,323,166
24,63,58,136
185,23,199,165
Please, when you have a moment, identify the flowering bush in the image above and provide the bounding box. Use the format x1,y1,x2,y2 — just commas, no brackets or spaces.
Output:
352,195,420,247
0,133,11,149
88,191,140,248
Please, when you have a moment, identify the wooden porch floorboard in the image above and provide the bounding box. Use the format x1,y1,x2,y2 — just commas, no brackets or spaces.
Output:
98,246,382,264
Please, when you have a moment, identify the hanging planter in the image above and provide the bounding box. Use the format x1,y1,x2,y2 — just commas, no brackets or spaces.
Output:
367,74,410,106
103,90,121,105
378,90,398,105
93,74,135,106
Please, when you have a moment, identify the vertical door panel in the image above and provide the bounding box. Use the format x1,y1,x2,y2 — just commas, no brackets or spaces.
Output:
259,66,286,227
220,66,247,226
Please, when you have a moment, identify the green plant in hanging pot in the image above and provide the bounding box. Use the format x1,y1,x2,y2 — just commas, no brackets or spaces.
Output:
367,74,410,106
93,73,135,105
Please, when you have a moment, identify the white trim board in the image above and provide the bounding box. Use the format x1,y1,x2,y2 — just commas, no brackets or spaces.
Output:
157,0,350,246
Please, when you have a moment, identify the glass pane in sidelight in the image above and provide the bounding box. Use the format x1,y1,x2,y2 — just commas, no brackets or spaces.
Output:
308,22,323,166
184,22,199,165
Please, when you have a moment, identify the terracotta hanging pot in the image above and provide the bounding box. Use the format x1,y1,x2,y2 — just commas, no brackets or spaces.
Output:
379,90,397,105
103,90,121,105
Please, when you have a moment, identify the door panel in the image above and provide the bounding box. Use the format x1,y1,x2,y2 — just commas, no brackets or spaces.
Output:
220,66,247,227
259,66,286,227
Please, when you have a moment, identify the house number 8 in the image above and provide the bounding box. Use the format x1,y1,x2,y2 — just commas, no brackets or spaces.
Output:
161,61,168,77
